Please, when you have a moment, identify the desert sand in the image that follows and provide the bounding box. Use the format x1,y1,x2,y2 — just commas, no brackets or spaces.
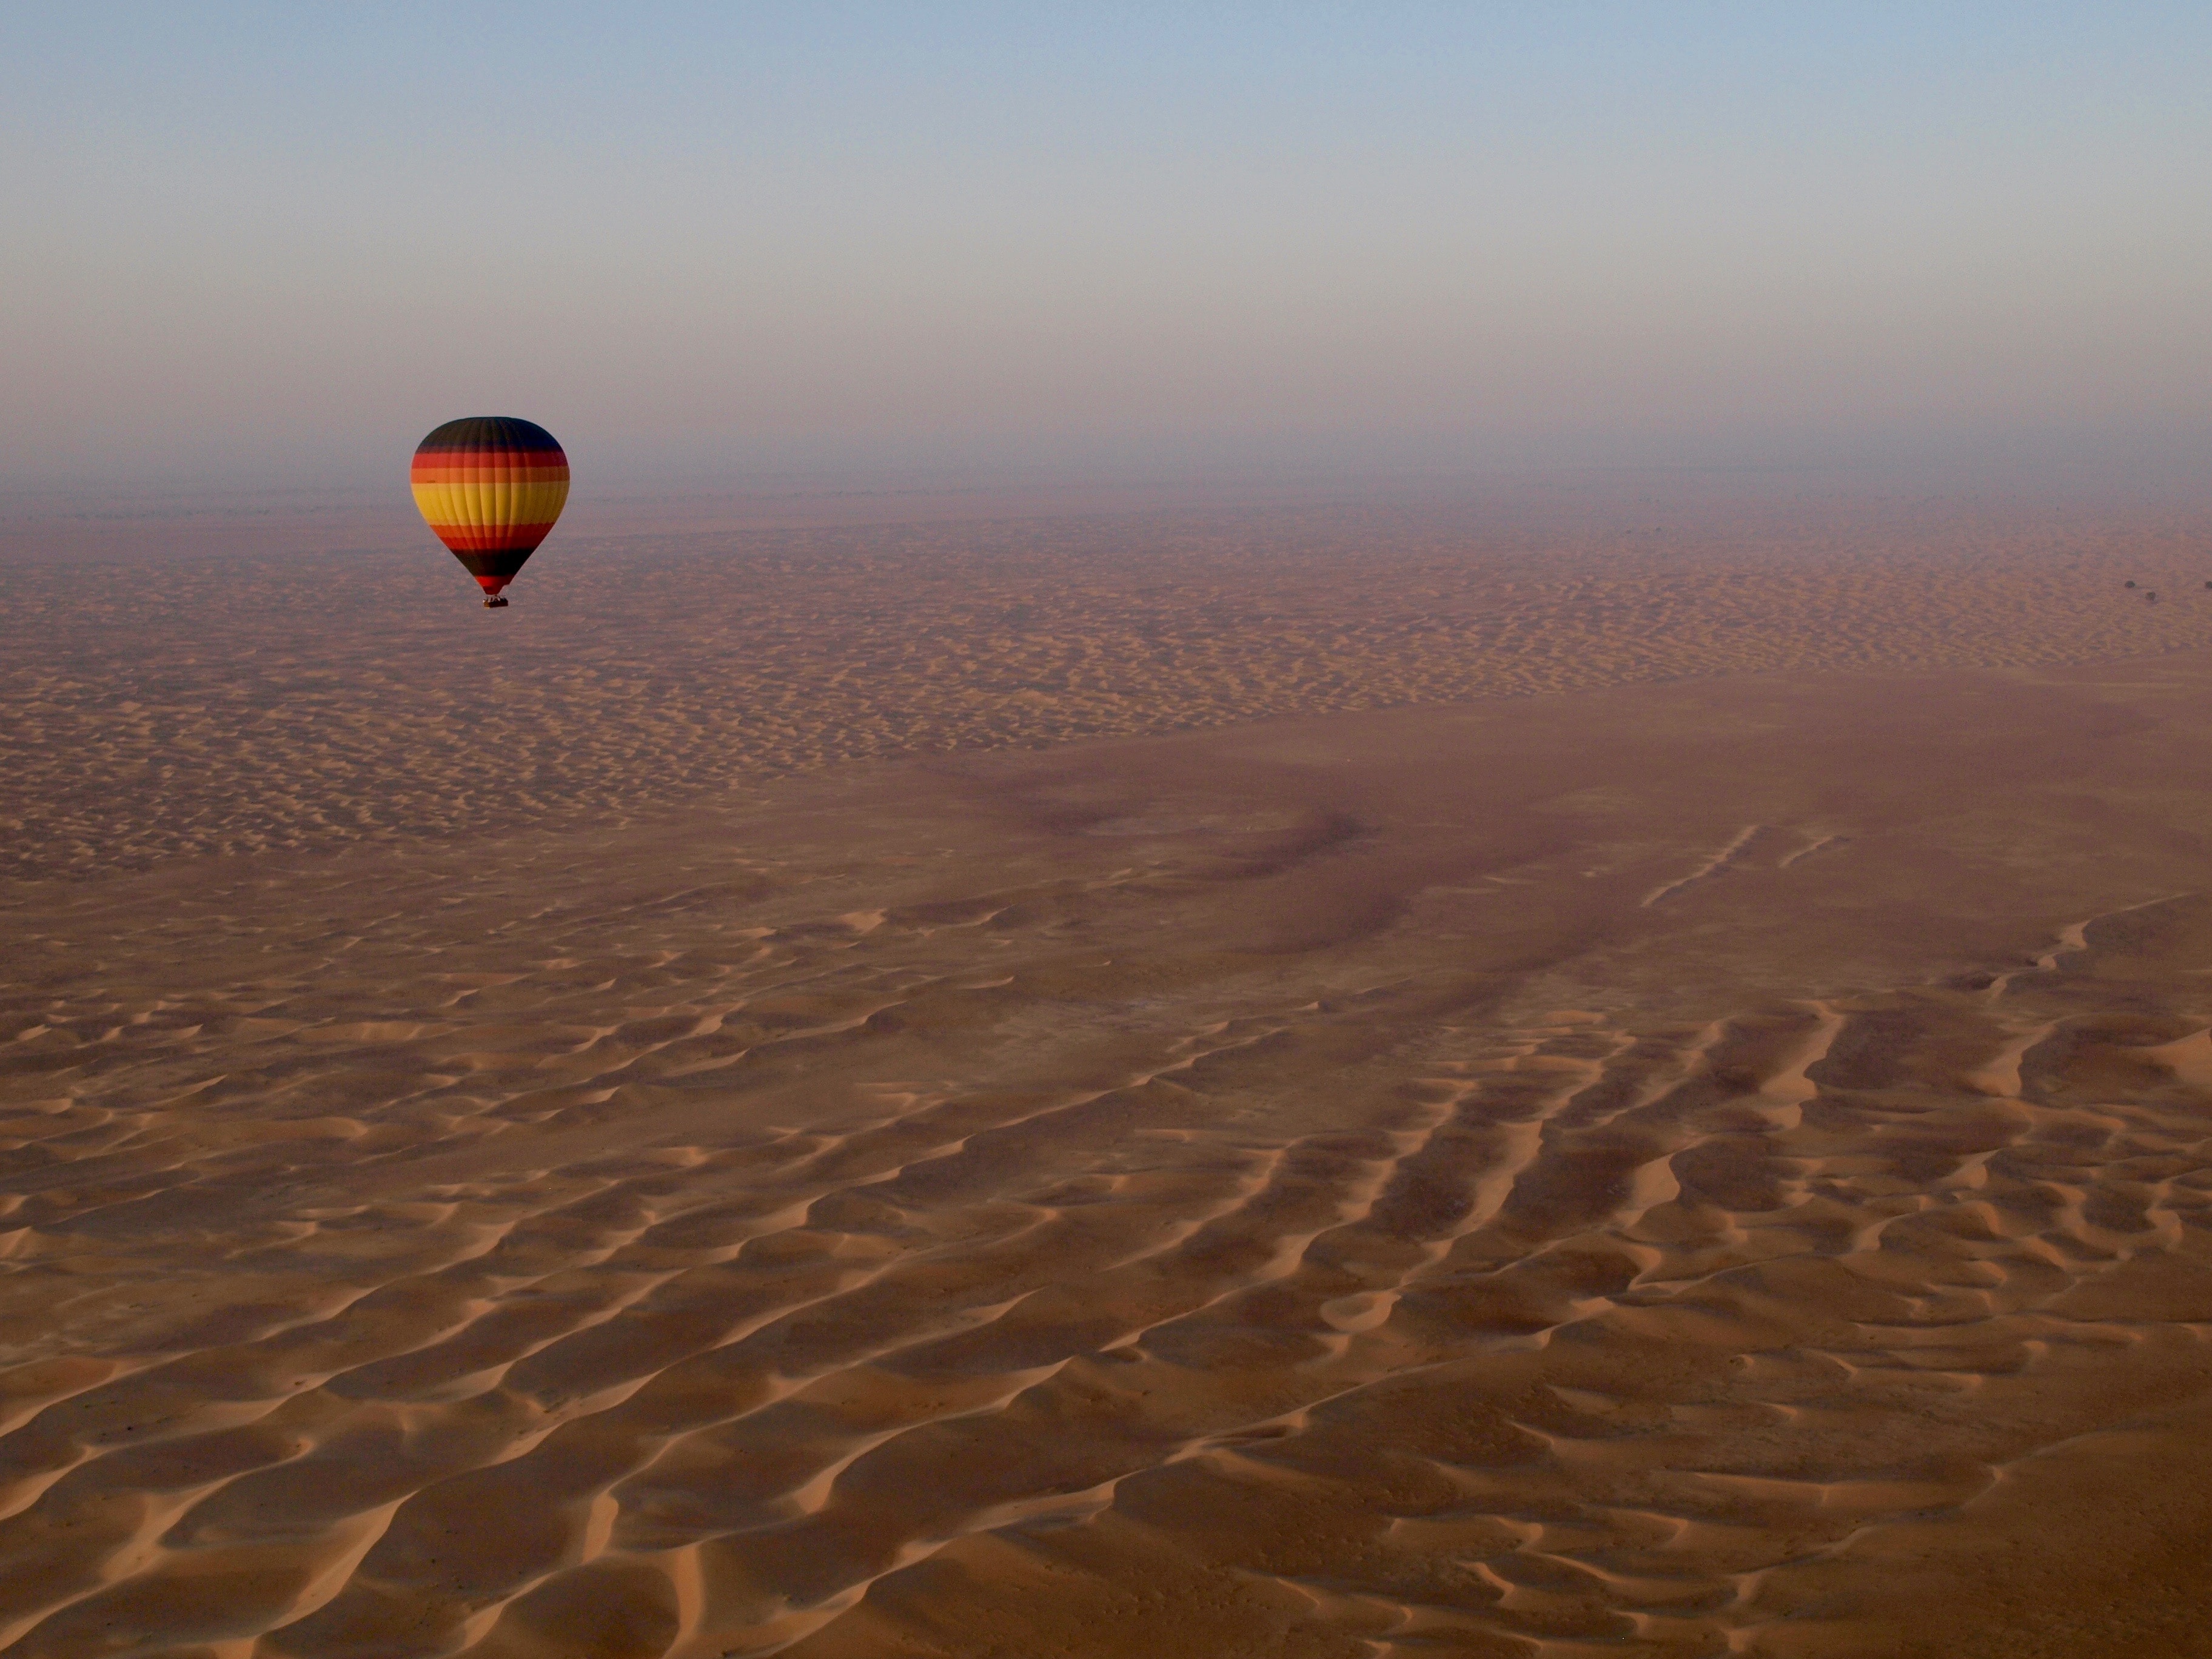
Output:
5,490,2212,1656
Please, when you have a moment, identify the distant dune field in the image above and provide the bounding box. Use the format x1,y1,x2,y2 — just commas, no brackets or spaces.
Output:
5,492,2211,882
5,496,2212,1657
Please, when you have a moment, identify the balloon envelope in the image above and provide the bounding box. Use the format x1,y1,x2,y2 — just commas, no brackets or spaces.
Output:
410,417,569,598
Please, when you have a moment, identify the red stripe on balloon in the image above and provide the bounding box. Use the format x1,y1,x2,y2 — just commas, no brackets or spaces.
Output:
411,457,569,478
411,446,567,461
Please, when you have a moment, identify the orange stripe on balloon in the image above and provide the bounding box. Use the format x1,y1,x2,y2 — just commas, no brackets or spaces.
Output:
424,523,560,551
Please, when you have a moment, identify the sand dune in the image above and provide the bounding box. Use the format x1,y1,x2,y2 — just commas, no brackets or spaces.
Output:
6,502,2212,1654
7,494,2212,882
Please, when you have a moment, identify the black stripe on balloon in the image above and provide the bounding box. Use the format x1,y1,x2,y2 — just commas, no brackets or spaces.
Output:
452,549,538,579
415,417,564,454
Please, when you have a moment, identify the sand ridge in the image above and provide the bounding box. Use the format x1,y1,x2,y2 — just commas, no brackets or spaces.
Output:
6,494,2212,882
7,645,2212,1654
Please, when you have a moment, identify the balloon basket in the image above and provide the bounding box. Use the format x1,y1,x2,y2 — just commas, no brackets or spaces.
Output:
483,597,510,608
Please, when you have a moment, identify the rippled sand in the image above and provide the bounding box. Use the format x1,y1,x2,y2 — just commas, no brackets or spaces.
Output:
7,491,2212,880
6,495,2212,1656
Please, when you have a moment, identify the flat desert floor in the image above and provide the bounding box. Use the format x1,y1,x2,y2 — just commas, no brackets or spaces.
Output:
5,491,2212,1657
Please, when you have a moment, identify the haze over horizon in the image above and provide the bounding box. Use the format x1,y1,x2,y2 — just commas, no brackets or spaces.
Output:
7,2,2210,496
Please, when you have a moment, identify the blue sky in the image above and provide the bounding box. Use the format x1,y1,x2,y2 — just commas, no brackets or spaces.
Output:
5,4,2208,489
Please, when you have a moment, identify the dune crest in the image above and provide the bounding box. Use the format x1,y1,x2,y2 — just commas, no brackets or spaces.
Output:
7,494,2212,882
7,640,2212,1653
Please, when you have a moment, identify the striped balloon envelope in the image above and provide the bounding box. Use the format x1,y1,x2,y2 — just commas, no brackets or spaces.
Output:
409,417,570,606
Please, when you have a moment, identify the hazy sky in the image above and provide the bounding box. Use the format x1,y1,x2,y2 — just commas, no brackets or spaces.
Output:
6,4,2209,491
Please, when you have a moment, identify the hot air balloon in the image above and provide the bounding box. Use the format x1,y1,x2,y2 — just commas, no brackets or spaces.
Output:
410,418,569,608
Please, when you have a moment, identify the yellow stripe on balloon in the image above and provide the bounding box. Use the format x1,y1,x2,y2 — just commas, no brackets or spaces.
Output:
409,478,571,531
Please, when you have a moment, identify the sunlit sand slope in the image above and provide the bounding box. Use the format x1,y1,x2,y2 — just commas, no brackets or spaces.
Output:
6,497,2212,880
5,651,2212,1655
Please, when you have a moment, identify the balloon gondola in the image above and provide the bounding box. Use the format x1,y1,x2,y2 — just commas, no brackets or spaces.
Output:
409,418,569,609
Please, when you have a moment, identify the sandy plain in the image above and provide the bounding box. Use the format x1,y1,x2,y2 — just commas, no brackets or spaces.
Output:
5,488,2212,1656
